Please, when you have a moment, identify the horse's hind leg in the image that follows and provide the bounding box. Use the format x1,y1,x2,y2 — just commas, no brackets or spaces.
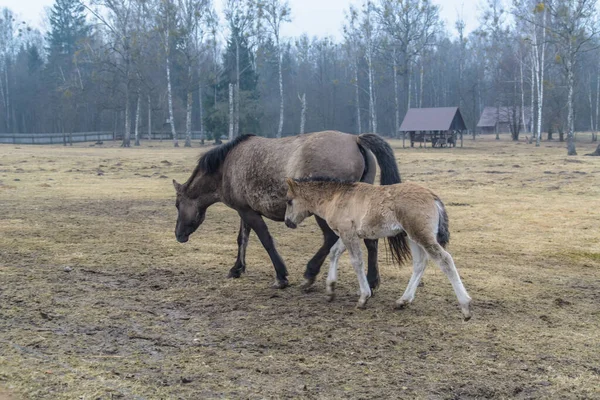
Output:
396,239,428,309
228,219,251,278
425,243,472,320
238,209,289,289
364,239,380,290
326,239,345,301
302,216,339,289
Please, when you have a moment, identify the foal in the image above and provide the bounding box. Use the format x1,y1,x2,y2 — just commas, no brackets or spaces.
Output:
284,178,472,320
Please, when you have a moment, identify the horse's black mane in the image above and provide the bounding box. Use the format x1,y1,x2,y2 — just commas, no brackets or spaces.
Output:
189,134,255,181
294,176,357,185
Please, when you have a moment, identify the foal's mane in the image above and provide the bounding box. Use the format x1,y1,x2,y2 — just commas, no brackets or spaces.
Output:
187,134,255,183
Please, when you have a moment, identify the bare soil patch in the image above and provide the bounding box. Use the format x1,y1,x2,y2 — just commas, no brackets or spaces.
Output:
1,136,599,399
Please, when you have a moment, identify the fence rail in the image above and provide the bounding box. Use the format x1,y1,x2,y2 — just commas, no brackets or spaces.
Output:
0,131,208,145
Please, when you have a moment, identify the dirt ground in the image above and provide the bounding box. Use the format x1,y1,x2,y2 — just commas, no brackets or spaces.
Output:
1,135,599,399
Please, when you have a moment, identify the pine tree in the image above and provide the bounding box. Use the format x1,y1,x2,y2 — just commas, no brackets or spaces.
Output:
47,0,90,57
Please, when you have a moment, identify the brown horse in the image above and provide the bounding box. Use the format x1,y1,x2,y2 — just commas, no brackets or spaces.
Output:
172,131,401,289
284,178,472,320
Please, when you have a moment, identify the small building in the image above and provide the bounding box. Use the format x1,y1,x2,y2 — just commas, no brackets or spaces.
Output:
477,106,531,134
399,107,467,148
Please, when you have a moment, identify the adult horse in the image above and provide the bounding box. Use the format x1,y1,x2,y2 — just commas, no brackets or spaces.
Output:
172,131,401,289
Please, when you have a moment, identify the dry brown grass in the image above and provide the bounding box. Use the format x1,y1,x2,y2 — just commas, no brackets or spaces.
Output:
1,135,599,399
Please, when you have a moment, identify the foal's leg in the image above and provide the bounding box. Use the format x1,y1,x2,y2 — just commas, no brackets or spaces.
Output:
228,219,251,278
238,209,289,289
424,243,472,320
302,216,339,289
395,239,428,309
326,239,346,301
342,237,371,309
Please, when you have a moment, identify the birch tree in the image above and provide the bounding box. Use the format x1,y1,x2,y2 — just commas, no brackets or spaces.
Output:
361,1,378,133
258,0,290,138
157,0,179,147
377,0,440,116
343,5,363,134
85,0,137,147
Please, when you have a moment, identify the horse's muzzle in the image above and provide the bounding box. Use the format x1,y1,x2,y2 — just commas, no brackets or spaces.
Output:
176,234,189,243
285,219,297,229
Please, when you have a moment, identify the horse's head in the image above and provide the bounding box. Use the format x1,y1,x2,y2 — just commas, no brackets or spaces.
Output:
172,179,208,243
284,178,312,229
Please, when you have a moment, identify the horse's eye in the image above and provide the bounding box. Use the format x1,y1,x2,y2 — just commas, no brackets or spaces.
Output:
287,200,292,206
175,201,180,209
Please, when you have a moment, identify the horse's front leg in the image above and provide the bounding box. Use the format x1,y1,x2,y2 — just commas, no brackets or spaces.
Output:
238,209,289,289
228,218,251,279
302,216,339,290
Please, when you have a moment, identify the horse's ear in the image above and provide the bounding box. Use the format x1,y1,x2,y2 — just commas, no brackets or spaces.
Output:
173,179,182,192
285,177,297,194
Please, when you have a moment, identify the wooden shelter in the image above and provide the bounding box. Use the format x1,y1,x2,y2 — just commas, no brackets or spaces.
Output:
399,107,467,148
477,106,532,134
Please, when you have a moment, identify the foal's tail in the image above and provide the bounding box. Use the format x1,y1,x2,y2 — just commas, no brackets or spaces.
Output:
357,133,402,185
435,198,450,248
358,134,411,265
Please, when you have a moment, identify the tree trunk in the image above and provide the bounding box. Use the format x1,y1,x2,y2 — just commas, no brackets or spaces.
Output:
520,59,526,135
185,66,193,147
199,82,205,145
147,94,152,141
595,61,600,142
4,67,10,132
277,46,284,138
393,49,400,138
122,79,131,147
134,92,141,146
354,57,361,134
536,7,546,147
367,45,376,134
228,83,234,141
495,104,500,140
566,56,577,156
166,54,178,147
419,63,424,108
235,39,240,138
299,93,306,134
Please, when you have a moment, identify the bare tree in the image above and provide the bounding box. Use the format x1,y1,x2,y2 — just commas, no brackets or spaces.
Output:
258,0,290,138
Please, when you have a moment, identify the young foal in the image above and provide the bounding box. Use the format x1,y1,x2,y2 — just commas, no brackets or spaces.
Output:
284,178,472,320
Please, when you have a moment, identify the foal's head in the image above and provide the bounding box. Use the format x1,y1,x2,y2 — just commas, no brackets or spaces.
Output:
172,180,208,243
284,178,313,229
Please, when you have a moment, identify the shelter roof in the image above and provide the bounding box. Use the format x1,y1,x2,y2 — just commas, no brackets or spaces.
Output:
399,107,467,132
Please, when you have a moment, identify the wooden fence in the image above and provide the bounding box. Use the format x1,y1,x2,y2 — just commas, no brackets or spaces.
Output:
0,131,208,145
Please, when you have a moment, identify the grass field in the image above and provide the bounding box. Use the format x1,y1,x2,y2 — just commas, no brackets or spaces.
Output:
1,135,599,399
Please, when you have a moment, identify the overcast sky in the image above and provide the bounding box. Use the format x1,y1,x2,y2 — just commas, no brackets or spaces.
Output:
4,0,480,40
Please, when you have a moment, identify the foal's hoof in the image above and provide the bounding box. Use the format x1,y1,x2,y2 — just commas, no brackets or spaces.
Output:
394,299,409,310
326,282,336,302
461,304,472,321
272,279,289,289
356,296,370,309
300,277,316,291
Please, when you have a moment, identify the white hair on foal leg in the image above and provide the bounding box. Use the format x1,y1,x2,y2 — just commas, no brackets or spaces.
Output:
396,239,428,309
326,239,346,301
426,244,472,320
343,237,371,309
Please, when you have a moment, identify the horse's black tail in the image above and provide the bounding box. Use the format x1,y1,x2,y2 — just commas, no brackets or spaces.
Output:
436,198,450,248
388,233,412,266
357,133,402,185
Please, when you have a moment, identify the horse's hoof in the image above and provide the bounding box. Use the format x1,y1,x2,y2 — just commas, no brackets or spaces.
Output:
418,280,425,287
326,282,336,302
227,265,245,278
368,278,380,291
327,293,336,302
272,280,289,289
300,277,316,291
394,300,409,310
